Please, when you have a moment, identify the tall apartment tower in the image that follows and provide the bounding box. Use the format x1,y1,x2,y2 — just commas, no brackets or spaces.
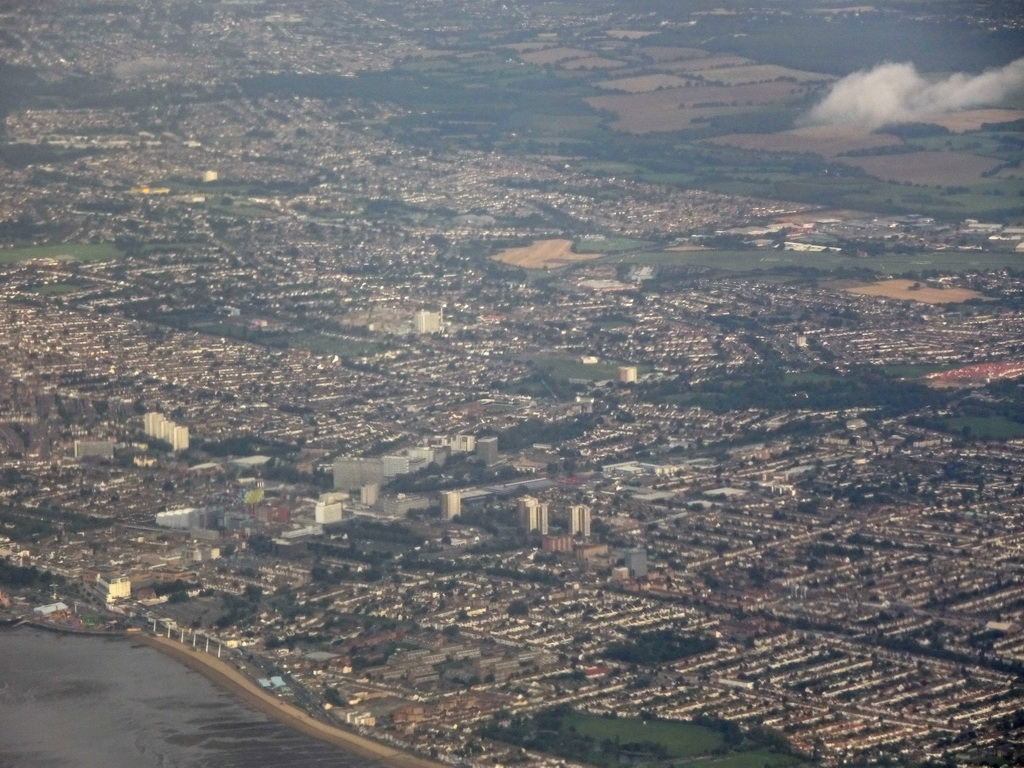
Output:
517,496,549,535
360,483,379,507
440,490,461,521
569,504,591,537
476,436,499,466
143,411,165,436
448,434,476,454
170,424,190,452
144,412,188,452
624,548,648,580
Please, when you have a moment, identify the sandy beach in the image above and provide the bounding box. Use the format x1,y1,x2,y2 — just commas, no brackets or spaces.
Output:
138,634,447,768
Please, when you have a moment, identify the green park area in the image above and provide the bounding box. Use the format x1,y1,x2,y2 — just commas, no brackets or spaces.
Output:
881,363,959,379
530,355,640,383
573,236,655,255
612,248,1024,275
565,713,724,756
937,416,1024,440
482,707,806,768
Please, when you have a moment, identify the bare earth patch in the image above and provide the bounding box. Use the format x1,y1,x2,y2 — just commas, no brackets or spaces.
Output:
846,279,984,304
607,29,657,40
563,56,627,70
493,239,601,269
520,47,592,65
842,151,1002,186
921,109,1024,133
708,126,902,158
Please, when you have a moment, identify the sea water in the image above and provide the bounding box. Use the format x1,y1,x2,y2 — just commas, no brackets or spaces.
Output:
0,628,369,768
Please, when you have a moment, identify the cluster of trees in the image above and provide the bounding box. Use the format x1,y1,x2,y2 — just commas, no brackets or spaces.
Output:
605,628,717,665
0,561,63,590
215,585,262,628
153,578,200,604
642,365,946,417
496,415,598,453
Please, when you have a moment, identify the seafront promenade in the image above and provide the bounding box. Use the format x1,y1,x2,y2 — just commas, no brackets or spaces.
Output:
137,633,449,768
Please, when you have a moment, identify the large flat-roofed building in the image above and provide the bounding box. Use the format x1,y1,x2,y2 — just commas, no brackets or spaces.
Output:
315,499,344,524
414,308,443,334
74,440,115,460
333,457,385,490
97,574,131,603
156,507,200,529
447,434,476,454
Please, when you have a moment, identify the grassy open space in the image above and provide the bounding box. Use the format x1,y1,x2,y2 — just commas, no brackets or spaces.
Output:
531,355,640,382
937,417,1024,440
612,248,1024,275
30,282,82,295
557,714,807,768
565,713,723,756
782,371,836,385
687,748,806,768
882,363,959,379
0,243,121,263
574,235,654,254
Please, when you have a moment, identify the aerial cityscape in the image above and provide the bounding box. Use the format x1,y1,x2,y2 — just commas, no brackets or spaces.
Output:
0,0,1023,766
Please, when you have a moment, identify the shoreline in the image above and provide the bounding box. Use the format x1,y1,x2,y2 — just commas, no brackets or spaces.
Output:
136,634,448,768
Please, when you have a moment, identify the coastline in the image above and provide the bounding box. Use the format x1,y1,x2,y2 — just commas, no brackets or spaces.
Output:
137,634,448,768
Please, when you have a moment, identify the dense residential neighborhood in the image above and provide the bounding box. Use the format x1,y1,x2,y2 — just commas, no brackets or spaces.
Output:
2,0,1024,766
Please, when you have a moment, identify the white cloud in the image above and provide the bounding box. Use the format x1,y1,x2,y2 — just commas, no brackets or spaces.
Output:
802,58,1024,129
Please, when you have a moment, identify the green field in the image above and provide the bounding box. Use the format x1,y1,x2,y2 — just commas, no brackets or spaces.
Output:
687,748,807,768
565,713,723,756
559,714,807,768
882,363,958,379
782,371,836,385
285,332,386,358
938,417,1024,440
0,243,121,263
574,235,655,254
31,282,82,295
612,247,1024,275
531,355,640,382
